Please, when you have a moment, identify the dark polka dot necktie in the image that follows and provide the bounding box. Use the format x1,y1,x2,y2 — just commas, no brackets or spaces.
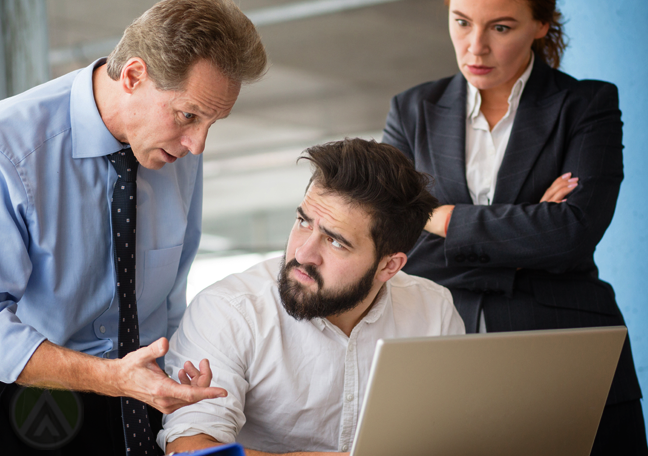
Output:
109,149,158,455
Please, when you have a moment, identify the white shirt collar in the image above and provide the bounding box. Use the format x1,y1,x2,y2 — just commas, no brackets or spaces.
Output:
312,282,391,332
466,52,535,122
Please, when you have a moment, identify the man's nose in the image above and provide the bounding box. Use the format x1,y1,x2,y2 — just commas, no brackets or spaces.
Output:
294,232,323,267
181,126,209,155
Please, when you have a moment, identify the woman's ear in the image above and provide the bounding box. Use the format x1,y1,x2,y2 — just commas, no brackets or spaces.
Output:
535,21,550,40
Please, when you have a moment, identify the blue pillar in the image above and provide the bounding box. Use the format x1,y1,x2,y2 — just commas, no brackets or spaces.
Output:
559,0,648,429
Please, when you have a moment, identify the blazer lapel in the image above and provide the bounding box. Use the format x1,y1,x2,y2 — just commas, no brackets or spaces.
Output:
493,58,568,204
423,74,473,204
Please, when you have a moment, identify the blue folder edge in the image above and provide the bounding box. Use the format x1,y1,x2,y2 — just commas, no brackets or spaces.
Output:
171,442,245,456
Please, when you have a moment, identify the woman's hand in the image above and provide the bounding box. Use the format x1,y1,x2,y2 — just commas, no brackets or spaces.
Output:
540,172,579,203
424,205,455,238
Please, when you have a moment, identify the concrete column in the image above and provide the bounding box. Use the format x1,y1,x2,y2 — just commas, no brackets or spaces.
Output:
0,0,49,99
559,0,648,428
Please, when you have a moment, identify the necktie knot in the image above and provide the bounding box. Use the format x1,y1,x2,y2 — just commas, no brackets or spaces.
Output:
109,148,139,183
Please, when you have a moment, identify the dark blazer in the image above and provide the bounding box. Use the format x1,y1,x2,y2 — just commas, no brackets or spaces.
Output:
383,57,641,405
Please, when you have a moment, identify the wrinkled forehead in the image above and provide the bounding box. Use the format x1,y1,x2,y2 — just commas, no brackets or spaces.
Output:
304,181,372,217
301,183,374,240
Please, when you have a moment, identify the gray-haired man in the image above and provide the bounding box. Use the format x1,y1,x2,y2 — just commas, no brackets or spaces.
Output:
0,0,266,454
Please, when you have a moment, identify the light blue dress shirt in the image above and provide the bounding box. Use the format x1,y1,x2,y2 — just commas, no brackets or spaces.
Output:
0,59,203,383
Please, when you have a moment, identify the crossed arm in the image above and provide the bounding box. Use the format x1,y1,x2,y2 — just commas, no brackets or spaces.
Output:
425,172,580,237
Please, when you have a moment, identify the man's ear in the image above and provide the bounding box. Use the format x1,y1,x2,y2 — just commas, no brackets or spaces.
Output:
375,252,408,284
120,57,148,94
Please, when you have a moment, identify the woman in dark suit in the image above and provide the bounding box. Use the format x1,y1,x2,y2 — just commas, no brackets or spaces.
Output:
383,0,646,453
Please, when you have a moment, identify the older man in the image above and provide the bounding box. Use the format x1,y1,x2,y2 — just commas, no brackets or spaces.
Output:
0,0,266,454
160,139,465,454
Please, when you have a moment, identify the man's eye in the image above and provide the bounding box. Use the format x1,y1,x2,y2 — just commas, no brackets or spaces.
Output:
182,112,195,120
456,19,468,27
330,239,342,249
298,217,309,228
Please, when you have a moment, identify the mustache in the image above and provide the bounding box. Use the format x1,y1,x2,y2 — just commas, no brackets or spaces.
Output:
284,258,324,288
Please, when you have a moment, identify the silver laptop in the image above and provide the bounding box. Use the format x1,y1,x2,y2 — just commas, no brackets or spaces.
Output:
351,326,626,456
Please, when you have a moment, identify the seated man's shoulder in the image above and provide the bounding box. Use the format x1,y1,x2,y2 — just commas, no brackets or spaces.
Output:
188,256,283,322
389,269,453,303
388,270,464,334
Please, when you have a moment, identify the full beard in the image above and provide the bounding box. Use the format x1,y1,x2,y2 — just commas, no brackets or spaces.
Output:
278,256,378,321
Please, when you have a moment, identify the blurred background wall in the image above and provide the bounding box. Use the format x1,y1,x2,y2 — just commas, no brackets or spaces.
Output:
559,0,648,430
3,0,646,430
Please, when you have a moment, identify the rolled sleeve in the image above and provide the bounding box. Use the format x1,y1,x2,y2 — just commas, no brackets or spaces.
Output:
158,291,254,451
0,151,47,383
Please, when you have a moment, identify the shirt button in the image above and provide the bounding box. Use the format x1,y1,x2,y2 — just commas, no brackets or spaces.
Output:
342,445,349,452
348,344,354,352
99,325,106,334
346,393,354,402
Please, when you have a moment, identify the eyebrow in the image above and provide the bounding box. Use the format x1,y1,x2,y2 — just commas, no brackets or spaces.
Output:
185,102,231,119
452,10,519,23
185,103,209,117
297,206,354,249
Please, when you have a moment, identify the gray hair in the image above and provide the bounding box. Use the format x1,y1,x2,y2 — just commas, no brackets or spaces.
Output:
106,0,267,90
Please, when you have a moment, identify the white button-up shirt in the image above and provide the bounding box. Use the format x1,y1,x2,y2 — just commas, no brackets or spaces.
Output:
465,53,534,206
464,54,534,333
158,257,465,453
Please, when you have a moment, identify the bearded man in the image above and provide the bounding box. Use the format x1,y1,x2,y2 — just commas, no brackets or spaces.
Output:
159,138,465,455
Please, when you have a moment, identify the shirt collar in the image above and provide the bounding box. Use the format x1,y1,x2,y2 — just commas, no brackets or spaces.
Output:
70,58,127,159
466,52,535,122
311,282,391,332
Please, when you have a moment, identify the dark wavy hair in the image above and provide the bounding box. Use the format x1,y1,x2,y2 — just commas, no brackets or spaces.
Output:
299,138,438,260
527,0,567,68
444,0,567,68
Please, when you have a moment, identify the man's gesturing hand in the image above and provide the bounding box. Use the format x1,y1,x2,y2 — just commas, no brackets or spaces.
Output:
115,337,227,414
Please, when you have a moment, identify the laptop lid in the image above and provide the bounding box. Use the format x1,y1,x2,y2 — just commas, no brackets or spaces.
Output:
350,326,626,456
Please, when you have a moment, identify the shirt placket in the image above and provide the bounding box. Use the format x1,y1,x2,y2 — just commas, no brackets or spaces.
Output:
337,325,361,453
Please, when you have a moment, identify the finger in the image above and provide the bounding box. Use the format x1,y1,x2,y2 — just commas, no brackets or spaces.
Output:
551,180,579,201
558,182,578,198
183,360,200,380
541,177,578,203
551,173,572,192
178,368,191,385
541,188,563,203
540,180,565,202
543,183,579,203
150,382,228,414
166,380,228,404
153,337,169,357
197,359,213,387
134,338,169,365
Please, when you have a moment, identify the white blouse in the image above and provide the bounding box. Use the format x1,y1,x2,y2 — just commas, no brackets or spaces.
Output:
465,52,535,205
464,53,534,332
